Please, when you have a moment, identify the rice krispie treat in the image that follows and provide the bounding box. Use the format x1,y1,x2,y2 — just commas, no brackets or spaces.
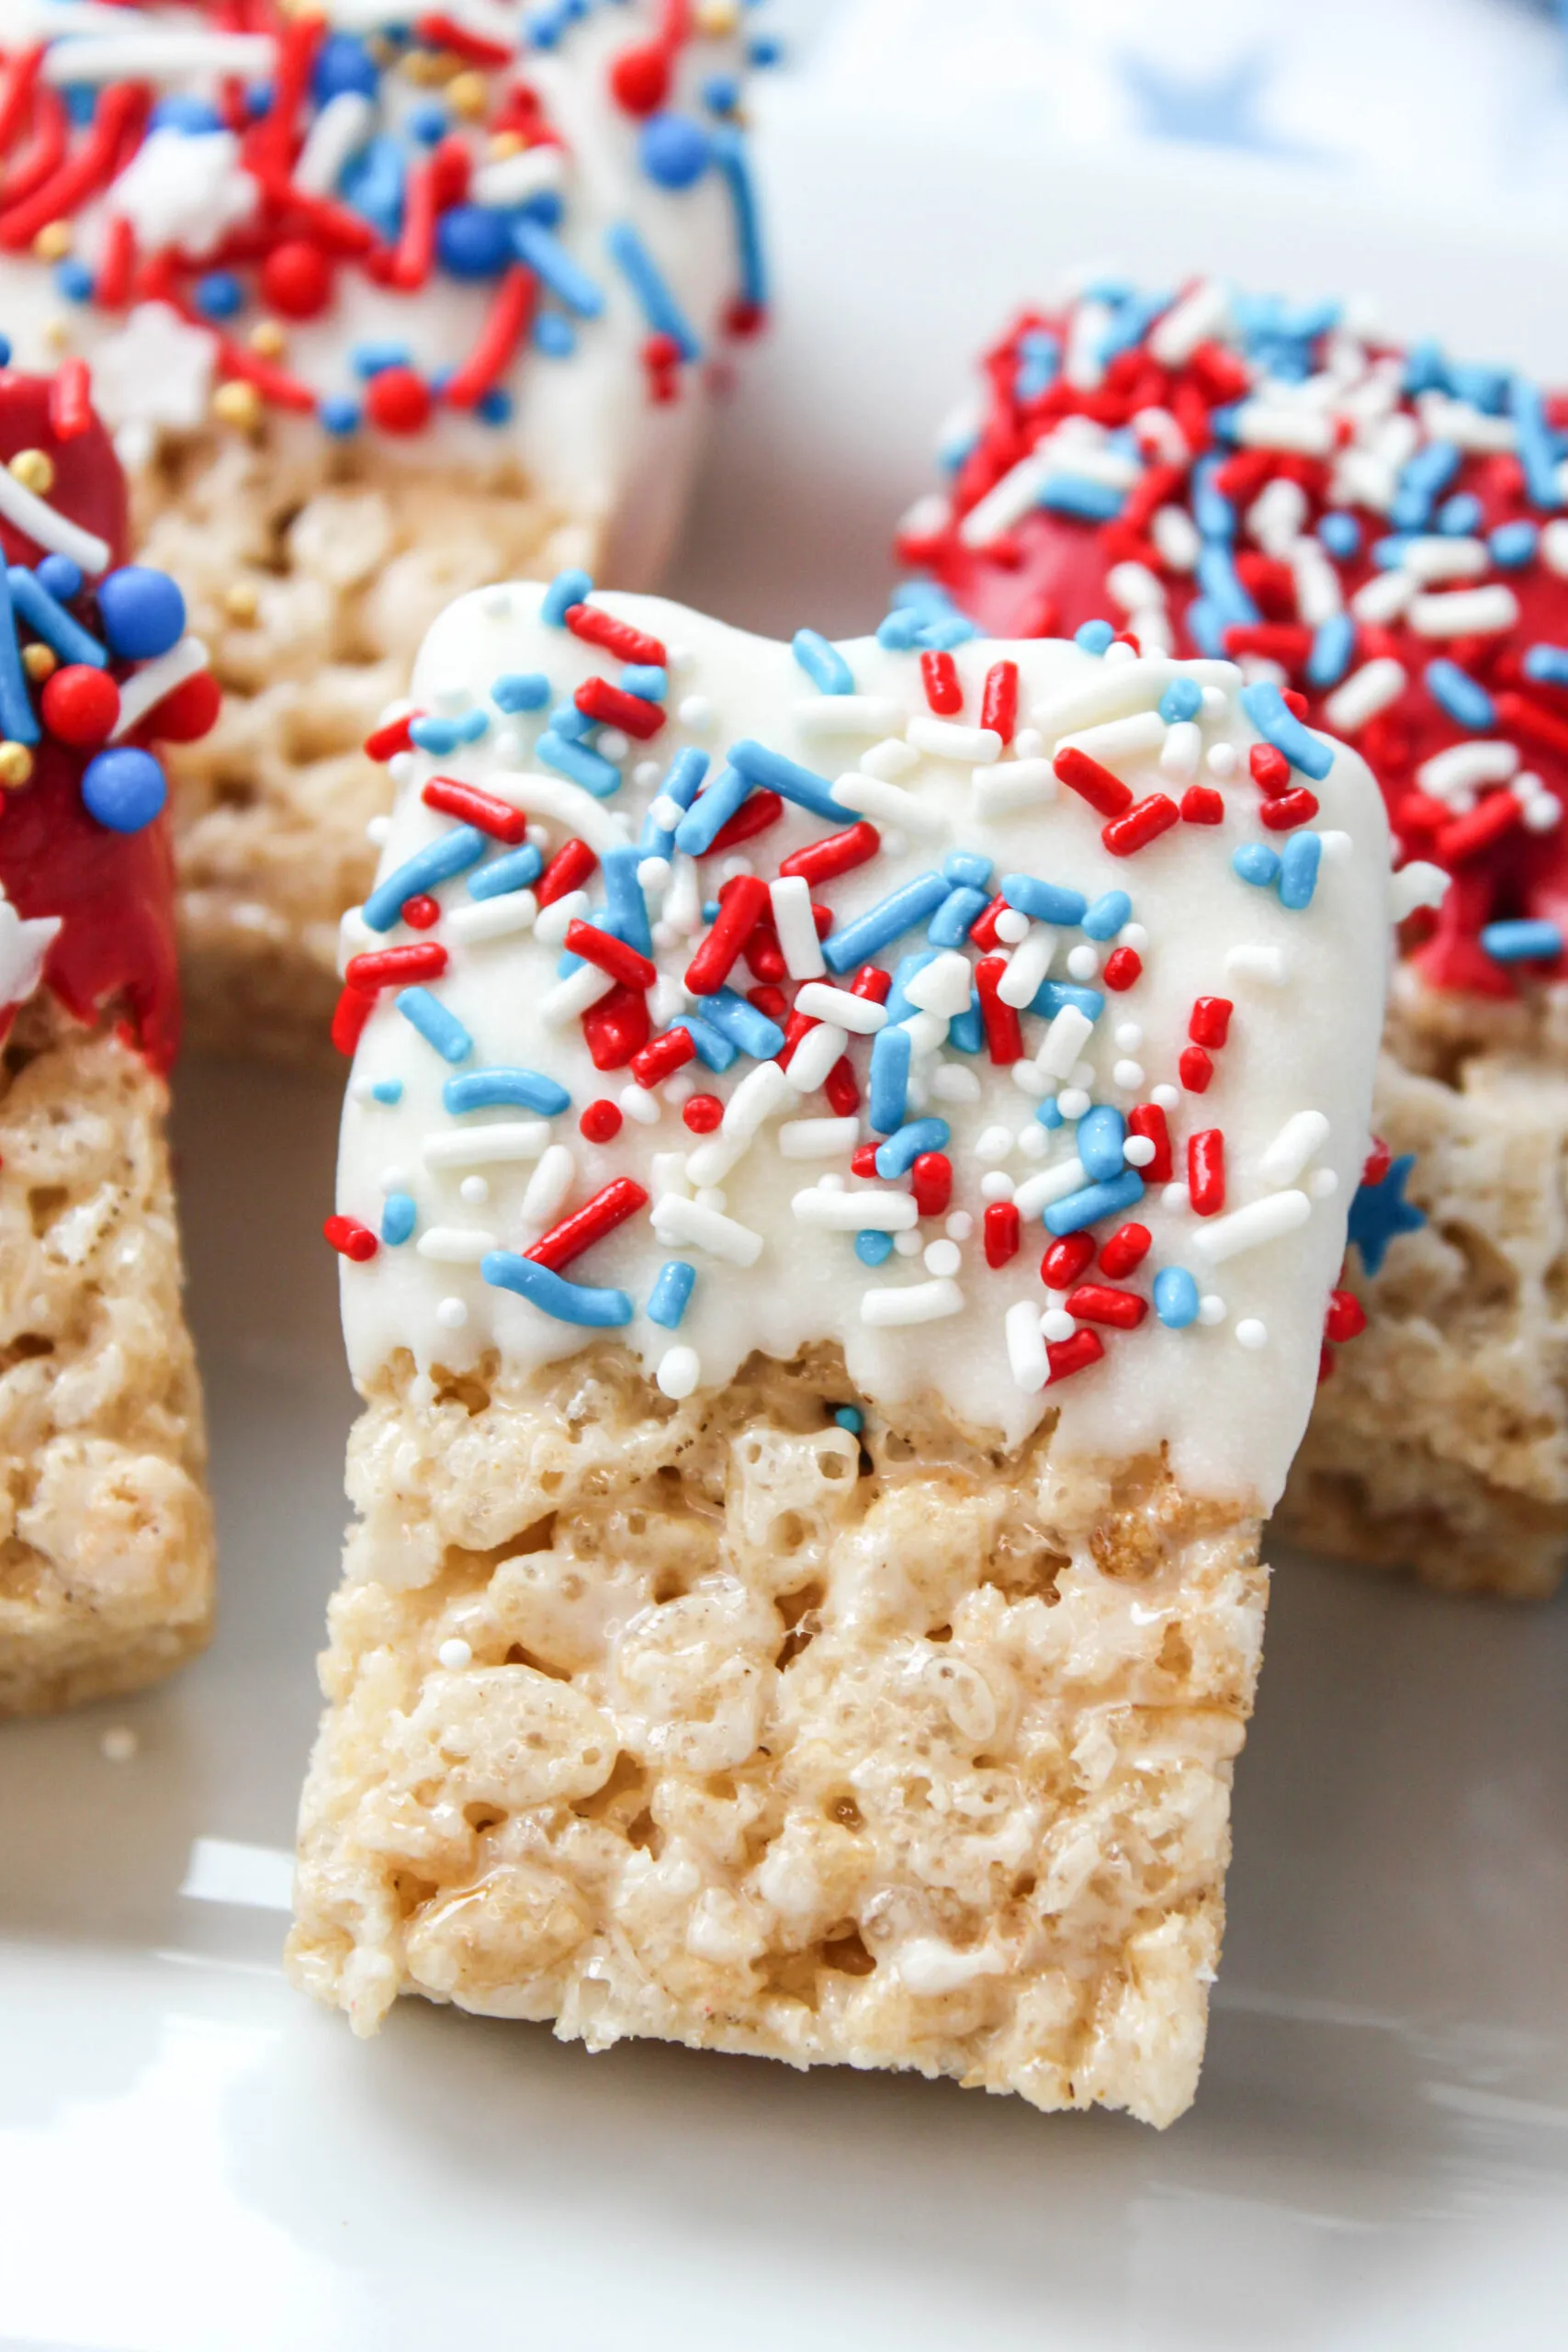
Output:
0,3,771,1057
289,580,1393,2122
896,283,1568,1598
0,350,216,1715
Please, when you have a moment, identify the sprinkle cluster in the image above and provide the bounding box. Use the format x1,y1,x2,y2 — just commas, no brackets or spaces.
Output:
904,279,1568,998
329,576,1382,1421
1,1,770,440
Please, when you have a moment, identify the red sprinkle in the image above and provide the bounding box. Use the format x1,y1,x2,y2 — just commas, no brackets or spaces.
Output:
779,820,881,886
851,964,893,1003
851,1142,880,1178
331,985,377,1057
920,649,963,715
684,875,768,995
1179,1046,1213,1092
1042,1231,1095,1290
1180,785,1225,825
1102,945,1143,990
1098,1223,1151,1280
825,1058,861,1115
536,837,597,907
1249,742,1292,795
366,365,434,435
1046,1329,1105,1384
261,239,334,321
364,713,417,763
575,674,667,740
323,1214,377,1263
582,983,649,1069
1258,787,1320,832
526,1176,648,1271
444,263,537,409
400,894,440,931
630,1028,696,1087
345,943,448,989
707,788,784,855
984,1201,1021,1267
1128,1103,1173,1183
1434,792,1520,865
579,1099,624,1144
1103,794,1180,857
976,956,1023,1062
682,1094,723,1133
565,920,657,994
47,356,92,442
1362,1136,1392,1188
1055,744,1133,818
1189,995,1234,1046
1325,1288,1369,1343
911,1151,952,1217
968,892,1009,952
1065,1283,1147,1329
564,604,667,667
1189,1129,1225,1216
422,776,529,842
39,663,118,747
980,659,1019,744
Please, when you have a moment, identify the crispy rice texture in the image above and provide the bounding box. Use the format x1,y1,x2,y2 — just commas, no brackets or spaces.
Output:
1279,969,1568,1600
0,997,212,1714
133,427,597,1063
288,1344,1269,2127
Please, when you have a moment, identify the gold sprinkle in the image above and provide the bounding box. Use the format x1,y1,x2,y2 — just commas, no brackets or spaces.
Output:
32,221,72,263
42,316,71,353
488,130,525,160
399,48,444,85
222,581,260,624
694,0,741,28
447,70,489,119
212,379,262,431
249,319,287,359
9,448,54,495
0,743,34,789
21,644,57,684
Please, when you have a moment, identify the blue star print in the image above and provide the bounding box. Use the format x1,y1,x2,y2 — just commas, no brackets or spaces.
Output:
1347,1154,1427,1278
1117,48,1317,161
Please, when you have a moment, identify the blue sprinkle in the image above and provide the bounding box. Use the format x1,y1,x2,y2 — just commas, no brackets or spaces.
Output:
1158,680,1202,724
674,763,750,855
868,1024,912,1133
928,885,989,948
1402,338,1449,397
320,395,362,437
437,203,511,281
482,1251,632,1329
1234,842,1282,889
1192,461,1235,541
877,609,925,650
410,707,488,752
536,731,621,797
1510,377,1562,511
1438,493,1483,537
1040,474,1124,523
710,124,766,311
396,988,473,1064
854,1230,895,1268
1197,543,1260,628
1278,831,1323,912
468,845,543,901
312,30,378,102
943,851,992,888
534,311,577,358
98,565,184,661
370,1079,403,1106
1153,1267,1200,1329
406,97,448,144
1015,326,1060,402
1077,1104,1127,1182
1371,536,1413,572
792,628,854,695
728,739,843,820
1392,439,1462,530
1317,512,1361,560
701,901,723,926
491,672,550,713
1029,980,1105,1023
885,949,938,1024
1036,1097,1065,1131
1426,659,1496,729
1480,918,1563,963
1307,615,1356,691
638,110,711,189
604,219,700,359
1184,598,1227,660
1239,680,1335,782
548,697,593,744
672,1012,737,1071
821,872,949,974
1347,1154,1426,1277
152,93,226,131
351,338,412,379
874,1117,950,1179
7,569,106,668
0,570,39,745
1043,1170,1146,1238
1074,619,1115,656
1524,644,1568,690
83,746,164,832
915,616,981,650
363,827,487,931
381,1193,417,1248
1001,874,1089,928
833,1405,864,1434
194,270,243,321
35,556,81,605
620,664,667,703
1490,520,1539,570
948,997,984,1055
445,1067,570,1116
542,569,592,627
1081,889,1131,942
703,71,741,115
694,989,784,1059
647,1260,697,1329
602,844,653,957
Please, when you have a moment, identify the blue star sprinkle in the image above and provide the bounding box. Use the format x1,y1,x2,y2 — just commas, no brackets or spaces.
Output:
1347,1154,1427,1277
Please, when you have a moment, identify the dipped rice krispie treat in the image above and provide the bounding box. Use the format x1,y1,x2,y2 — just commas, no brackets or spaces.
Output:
0,2,770,1056
0,348,216,1715
289,579,1392,2123
897,283,1568,1598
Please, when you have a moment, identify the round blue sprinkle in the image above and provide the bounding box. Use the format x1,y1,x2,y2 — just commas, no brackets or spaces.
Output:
36,555,82,604
1074,618,1115,656
310,32,379,103
82,747,166,834
319,394,362,437
1438,492,1483,537
62,83,99,127
854,1230,895,1268
97,567,185,662
833,1406,863,1434
151,94,223,133
1158,678,1202,724
435,203,512,281
702,72,741,115
244,82,275,121
1317,511,1360,560
194,270,243,322
0,335,10,368
477,387,513,425
404,98,448,144
517,187,565,231
533,311,576,358
54,259,94,304
1489,520,1539,570
747,35,784,65
1153,1267,1201,1330
638,111,712,189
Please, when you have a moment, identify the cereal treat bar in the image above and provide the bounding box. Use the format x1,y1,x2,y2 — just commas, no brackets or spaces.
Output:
288,581,1392,2123
0,353,216,1714
897,282,1568,1598
0,4,770,1057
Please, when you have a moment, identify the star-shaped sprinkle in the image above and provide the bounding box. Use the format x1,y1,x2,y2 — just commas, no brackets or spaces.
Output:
0,889,60,1014
106,128,258,260
87,301,218,445
1347,1152,1426,1277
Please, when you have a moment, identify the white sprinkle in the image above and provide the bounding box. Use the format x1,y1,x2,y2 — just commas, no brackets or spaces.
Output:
1399,535,1489,583
1233,401,1334,457
861,736,920,779
1541,519,1568,578
1115,1022,1143,1050
0,458,112,574
1123,1136,1156,1169
721,1058,794,1143
998,922,1057,1008
994,908,1031,945
719,854,754,883
649,794,684,831
416,1227,497,1263
534,890,590,947
678,695,716,731
1259,1109,1330,1188
958,450,1053,547
906,714,1006,766
792,1187,918,1233
893,1228,922,1257
769,876,826,979
860,1278,964,1327
619,1084,660,1126
1151,503,1201,572
1005,1297,1048,1393
1012,728,1045,759
1247,475,1309,555
1112,1059,1145,1091
1151,1082,1181,1114
459,1175,490,1206
1235,1319,1269,1351
423,1124,549,1170
662,854,703,938
1349,569,1416,626
367,815,392,848
1310,1168,1340,1200
1416,741,1518,799
483,773,632,856
657,1345,702,1400
435,1297,469,1330
100,1725,138,1762
1150,278,1231,365
1010,1061,1049,1098
446,891,538,945
1055,1087,1089,1120
1055,708,1166,768
791,695,905,738
436,1637,473,1671
1205,741,1239,780
378,1165,412,1195
1037,1004,1094,1080
794,982,886,1035
1016,1122,1048,1162
904,950,974,1021
1066,944,1100,981
1159,719,1202,782
830,769,947,835
650,1193,763,1265
946,1211,974,1241
685,1135,746,1189
1226,944,1291,986
980,1171,1015,1203
785,1020,851,1094
109,635,209,741
519,1145,574,1227
1107,559,1166,616
1191,1190,1313,1263
1162,1182,1190,1213
923,1238,962,1278
1409,584,1520,639
540,963,616,1024
294,88,375,195
1012,1158,1089,1218
1120,922,1149,952
976,1124,1013,1163
778,1116,859,1159
974,759,1058,817
472,142,564,209
637,856,671,897
1317,829,1355,865
930,1061,981,1104
1199,1295,1227,1326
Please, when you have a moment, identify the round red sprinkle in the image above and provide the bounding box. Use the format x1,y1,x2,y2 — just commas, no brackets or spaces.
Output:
261,240,334,320
145,666,220,743
40,663,119,748
609,40,671,114
581,1099,623,1143
400,893,441,930
367,366,434,435
682,1094,723,1134
1325,1288,1369,1344
1102,945,1142,990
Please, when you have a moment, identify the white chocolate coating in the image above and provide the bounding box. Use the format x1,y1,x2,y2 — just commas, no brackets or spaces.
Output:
337,588,1393,1510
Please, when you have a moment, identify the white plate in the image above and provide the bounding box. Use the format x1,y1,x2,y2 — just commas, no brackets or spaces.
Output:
4,69,1568,2352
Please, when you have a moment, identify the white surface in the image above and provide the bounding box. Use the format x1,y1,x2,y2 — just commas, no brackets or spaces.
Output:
4,71,1568,2352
